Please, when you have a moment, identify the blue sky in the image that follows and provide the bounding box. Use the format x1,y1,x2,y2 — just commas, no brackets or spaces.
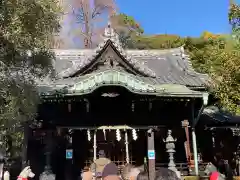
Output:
117,0,232,37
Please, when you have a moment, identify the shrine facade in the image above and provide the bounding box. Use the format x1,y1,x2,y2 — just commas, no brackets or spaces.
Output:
25,24,210,180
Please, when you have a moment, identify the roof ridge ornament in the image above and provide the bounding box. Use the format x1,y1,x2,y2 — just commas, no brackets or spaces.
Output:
103,21,121,46
104,22,115,38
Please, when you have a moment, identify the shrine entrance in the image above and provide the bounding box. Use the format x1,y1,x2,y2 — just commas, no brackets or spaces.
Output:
27,22,210,180
27,80,206,180
48,126,147,180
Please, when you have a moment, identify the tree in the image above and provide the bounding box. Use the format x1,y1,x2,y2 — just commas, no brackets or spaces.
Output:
112,11,239,114
229,0,240,43
186,2,240,114
0,0,60,157
110,13,144,48
68,0,117,48
133,34,184,49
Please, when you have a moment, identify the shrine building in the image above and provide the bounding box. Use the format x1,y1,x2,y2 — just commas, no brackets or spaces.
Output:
25,24,210,180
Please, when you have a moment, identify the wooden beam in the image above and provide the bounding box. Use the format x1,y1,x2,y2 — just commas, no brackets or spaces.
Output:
147,129,155,180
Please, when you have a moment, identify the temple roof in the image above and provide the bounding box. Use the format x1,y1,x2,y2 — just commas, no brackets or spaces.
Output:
53,47,208,87
199,106,240,127
39,23,209,97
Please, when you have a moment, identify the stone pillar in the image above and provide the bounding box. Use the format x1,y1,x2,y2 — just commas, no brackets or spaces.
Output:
40,130,55,180
192,128,199,176
147,128,155,180
22,122,29,168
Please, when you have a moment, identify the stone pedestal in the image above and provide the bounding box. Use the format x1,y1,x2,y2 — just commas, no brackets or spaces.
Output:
40,166,55,180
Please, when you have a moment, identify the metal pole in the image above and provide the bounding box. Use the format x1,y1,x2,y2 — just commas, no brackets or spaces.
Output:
192,128,199,176
125,130,129,164
93,130,97,161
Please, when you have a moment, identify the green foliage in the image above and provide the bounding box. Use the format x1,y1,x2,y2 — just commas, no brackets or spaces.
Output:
133,34,184,49
121,23,239,114
0,0,61,157
111,13,144,34
186,38,240,114
111,13,144,48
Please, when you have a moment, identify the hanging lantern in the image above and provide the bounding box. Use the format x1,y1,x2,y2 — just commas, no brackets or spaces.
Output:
132,129,138,141
87,130,91,141
116,129,121,141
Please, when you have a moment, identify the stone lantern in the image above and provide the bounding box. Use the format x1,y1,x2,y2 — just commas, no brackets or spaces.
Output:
39,166,56,180
163,130,177,172
39,130,55,180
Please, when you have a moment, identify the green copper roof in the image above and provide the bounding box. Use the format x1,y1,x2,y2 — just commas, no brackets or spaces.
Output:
40,70,205,98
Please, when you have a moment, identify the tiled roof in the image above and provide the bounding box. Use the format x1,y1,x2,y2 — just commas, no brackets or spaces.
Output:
52,46,208,88
42,23,209,90
201,106,240,126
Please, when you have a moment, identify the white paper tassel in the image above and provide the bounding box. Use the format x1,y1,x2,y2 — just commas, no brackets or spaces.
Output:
87,130,91,141
116,129,121,141
103,129,106,140
132,129,138,140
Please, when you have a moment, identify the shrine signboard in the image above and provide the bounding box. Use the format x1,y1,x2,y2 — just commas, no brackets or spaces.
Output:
66,149,73,159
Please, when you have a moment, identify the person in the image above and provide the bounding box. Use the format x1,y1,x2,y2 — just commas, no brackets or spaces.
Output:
81,166,93,180
102,162,119,180
90,150,111,178
136,167,181,180
209,171,221,180
136,169,180,180
122,164,140,180
214,153,233,180
135,172,148,180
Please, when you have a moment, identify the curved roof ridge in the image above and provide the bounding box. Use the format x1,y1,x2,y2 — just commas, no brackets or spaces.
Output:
55,24,156,78
126,47,182,55
177,46,209,79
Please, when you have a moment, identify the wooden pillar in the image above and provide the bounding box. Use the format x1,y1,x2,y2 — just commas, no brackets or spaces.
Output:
45,130,53,171
147,128,155,180
22,122,29,168
182,120,193,171
124,130,129,164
